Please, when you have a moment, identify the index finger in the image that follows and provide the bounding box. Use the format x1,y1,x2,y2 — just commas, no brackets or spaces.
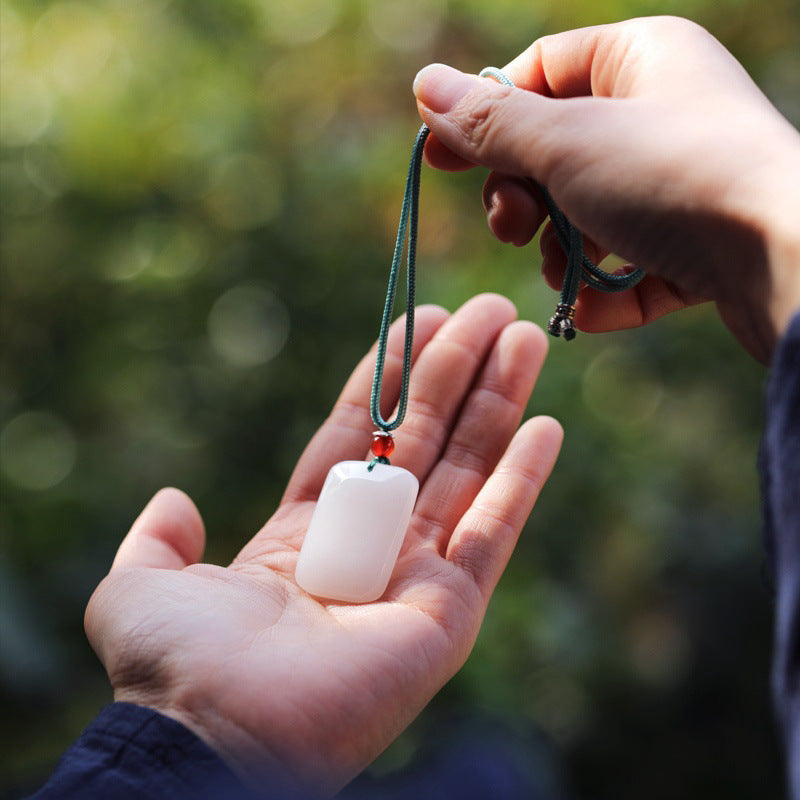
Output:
502,24,611,98
502,18,748,101
422,129,476,172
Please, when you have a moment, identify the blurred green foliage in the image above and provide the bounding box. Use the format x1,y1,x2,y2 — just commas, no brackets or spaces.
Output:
1,0,798,797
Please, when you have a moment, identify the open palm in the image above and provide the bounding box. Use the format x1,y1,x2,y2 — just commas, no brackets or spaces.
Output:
84,294,562,797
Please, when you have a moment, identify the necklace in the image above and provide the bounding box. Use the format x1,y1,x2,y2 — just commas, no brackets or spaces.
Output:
296,68,643,603
294,123,426,604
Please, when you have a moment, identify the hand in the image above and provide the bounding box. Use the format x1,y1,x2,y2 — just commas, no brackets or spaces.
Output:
413,17,800,362
84,294,562,798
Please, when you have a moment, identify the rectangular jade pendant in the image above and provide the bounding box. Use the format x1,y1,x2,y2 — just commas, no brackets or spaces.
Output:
295,461,419,603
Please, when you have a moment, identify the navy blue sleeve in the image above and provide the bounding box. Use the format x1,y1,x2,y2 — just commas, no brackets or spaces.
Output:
762,313,800,797
26,702,258,800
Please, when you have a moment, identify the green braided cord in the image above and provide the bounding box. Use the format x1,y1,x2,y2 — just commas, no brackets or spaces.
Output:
478,67,644,338
536,184,642,292
370,124,429,433
367,455,391,472
368,66,647,444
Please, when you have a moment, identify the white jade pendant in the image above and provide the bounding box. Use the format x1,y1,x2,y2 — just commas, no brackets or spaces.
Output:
295,461,419,603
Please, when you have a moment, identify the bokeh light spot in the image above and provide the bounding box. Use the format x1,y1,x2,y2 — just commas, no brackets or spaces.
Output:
207,285,290,367
103,217,206,283
0,72,53,146
261,0,342,44
367,0,446,52
204,153,282,231
628,611,690,686
33,2,131,98
582,347,663,428
0,411,77,491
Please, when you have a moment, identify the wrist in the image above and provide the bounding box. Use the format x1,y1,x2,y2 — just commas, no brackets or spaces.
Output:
112,690,262,786
114,688,330,799
765,200,800,339
726,130,800,356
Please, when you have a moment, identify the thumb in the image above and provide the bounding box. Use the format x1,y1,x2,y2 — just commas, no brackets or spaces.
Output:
413,63,571,182
110,487,205,571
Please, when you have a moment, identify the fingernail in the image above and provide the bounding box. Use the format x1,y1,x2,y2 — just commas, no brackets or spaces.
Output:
413,63,478,113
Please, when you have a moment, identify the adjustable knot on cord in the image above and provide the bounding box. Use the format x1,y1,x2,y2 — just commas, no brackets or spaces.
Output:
547,303,576,340
478,67,645,340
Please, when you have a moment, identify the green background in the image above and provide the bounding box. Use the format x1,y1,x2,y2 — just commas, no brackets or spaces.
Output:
1,0,798,797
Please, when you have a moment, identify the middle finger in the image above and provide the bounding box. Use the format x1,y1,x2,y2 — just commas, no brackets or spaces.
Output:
388,293,518,485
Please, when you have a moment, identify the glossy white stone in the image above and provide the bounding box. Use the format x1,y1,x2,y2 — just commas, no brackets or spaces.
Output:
295,461,419,603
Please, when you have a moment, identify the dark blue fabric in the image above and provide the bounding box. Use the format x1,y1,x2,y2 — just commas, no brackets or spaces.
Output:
763,312,800,798
26,702,256,800
337,711,568,800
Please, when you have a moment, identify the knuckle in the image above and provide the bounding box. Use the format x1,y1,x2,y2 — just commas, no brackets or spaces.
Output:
454,87,515,161
635,15,708,41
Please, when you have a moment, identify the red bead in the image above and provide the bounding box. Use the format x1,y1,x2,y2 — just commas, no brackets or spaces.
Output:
370,432,395,458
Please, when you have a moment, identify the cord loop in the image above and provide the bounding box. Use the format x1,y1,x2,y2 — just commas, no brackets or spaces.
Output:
368,66,647,459
478,67,645,337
